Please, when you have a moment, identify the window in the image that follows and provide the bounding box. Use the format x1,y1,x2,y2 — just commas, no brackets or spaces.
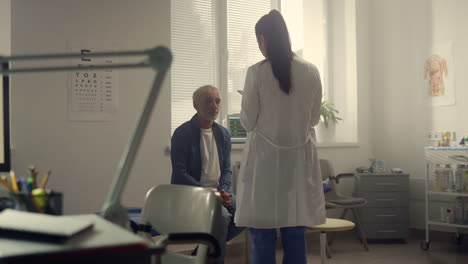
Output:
318,0,358,144
171,0,357,144
171,0,219,132
225,0,271,116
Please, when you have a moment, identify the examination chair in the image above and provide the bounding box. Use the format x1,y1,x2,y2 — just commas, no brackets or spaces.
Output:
320,159,369,251
138,184,222,264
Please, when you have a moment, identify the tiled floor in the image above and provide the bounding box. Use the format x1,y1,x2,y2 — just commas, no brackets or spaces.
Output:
225,230,468,264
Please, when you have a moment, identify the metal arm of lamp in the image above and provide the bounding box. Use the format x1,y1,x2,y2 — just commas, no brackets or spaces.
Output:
0,46,172,230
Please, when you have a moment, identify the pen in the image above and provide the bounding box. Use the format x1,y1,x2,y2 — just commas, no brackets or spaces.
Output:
32,166,38,188
10,170,19,193
27,175,34,192
19,177,30,194
40,169,52,189
27,165,37,190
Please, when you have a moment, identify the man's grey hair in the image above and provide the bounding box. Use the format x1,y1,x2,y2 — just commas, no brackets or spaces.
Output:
192,85,219,106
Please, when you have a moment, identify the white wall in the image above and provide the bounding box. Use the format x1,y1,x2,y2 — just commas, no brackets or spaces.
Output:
368,0,468,229
10,0,171,214
429,0,468,137
0,0,10,56
370,0,433,229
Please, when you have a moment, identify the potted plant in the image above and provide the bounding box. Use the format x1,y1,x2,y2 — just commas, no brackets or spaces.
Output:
320,99,342,128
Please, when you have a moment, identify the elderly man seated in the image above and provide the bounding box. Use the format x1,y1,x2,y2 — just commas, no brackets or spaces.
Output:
170,85,244,264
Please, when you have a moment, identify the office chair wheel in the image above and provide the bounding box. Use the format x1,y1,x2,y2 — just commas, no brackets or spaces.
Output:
420,240,430,251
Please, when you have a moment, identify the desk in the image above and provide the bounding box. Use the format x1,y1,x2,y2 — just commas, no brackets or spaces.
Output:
0,214,162,264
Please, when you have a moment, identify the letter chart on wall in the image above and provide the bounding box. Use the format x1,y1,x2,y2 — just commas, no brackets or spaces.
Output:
68,47,118,121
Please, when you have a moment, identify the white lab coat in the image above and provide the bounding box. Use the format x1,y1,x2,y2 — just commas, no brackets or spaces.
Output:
234,56,326,228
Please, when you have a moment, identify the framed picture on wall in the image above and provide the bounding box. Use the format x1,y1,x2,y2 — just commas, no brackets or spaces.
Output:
0,63,11,171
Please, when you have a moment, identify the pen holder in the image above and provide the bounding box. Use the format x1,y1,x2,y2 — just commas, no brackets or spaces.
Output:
9,190,63,215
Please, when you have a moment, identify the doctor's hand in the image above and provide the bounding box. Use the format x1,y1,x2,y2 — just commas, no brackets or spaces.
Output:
219,189,232,208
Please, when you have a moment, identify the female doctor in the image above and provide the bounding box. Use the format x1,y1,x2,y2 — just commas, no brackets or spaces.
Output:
234,10,326,264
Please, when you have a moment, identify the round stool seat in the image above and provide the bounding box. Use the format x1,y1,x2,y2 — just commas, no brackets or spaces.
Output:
310,218,355,232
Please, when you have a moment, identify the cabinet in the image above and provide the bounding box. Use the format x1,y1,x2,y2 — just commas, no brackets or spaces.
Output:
422,147,468,250
354,173,410,241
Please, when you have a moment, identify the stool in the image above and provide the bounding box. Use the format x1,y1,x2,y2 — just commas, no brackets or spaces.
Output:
309,218,355,264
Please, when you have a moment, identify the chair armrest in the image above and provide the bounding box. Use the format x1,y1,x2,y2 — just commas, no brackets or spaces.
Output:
331,173,355,184
154,232,221,258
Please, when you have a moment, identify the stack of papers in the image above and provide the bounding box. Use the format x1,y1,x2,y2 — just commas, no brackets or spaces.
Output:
0,209,94,243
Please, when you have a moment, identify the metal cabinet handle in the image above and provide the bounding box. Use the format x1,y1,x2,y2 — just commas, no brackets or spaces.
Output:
375,183,398,186
375,198,397,201
376,214,397,217
377,230,397,233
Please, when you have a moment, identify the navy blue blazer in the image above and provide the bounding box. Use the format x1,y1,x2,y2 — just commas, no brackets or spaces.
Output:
170,114,232,192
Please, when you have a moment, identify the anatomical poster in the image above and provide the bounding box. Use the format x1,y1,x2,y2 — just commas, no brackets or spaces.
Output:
424,42,455,106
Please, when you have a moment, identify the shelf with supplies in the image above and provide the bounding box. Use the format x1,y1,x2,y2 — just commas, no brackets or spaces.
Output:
428,191,468,198
421,147,468,251
427,220,468,229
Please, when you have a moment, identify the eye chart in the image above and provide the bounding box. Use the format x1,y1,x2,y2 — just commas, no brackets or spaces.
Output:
68,47,118,121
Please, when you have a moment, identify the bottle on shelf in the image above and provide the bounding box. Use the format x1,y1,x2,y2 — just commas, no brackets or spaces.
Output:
443,132,451,147
460,137,466,146
455,197,464,224
454,164,466,193
433,164,443,192
441,164,454,192
464,169,468,194
445,208,454,223
464,197,468,224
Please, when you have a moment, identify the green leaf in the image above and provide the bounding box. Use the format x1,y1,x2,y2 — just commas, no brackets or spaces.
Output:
320,96,342,128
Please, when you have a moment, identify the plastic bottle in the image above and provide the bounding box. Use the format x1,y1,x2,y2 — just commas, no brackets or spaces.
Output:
445,208,453,223
443,132,451,147
464,169,468,194
433,164,443,192
464,198,468,224
442,164,453,192
455,197,464,224
454,164,466,192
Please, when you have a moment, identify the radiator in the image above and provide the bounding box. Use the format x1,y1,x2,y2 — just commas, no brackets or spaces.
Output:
231,161,241,195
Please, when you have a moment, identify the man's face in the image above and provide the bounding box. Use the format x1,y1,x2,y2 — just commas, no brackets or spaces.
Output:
195,89,221,121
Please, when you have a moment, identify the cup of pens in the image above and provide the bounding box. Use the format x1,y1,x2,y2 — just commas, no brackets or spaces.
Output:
0,167,62,215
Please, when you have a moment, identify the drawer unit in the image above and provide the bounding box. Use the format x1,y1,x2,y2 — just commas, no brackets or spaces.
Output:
355,174,409,192
362,223,409,240
356,192,409,207
359,207,408,224
354,173,410,241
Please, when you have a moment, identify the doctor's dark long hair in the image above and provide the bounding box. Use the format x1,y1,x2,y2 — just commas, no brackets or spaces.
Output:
255,10,293,94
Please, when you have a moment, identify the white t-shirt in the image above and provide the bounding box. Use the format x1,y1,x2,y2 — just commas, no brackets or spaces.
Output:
200,127,220,187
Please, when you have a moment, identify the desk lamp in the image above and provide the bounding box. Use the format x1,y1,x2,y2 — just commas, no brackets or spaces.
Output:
0,46,172,231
